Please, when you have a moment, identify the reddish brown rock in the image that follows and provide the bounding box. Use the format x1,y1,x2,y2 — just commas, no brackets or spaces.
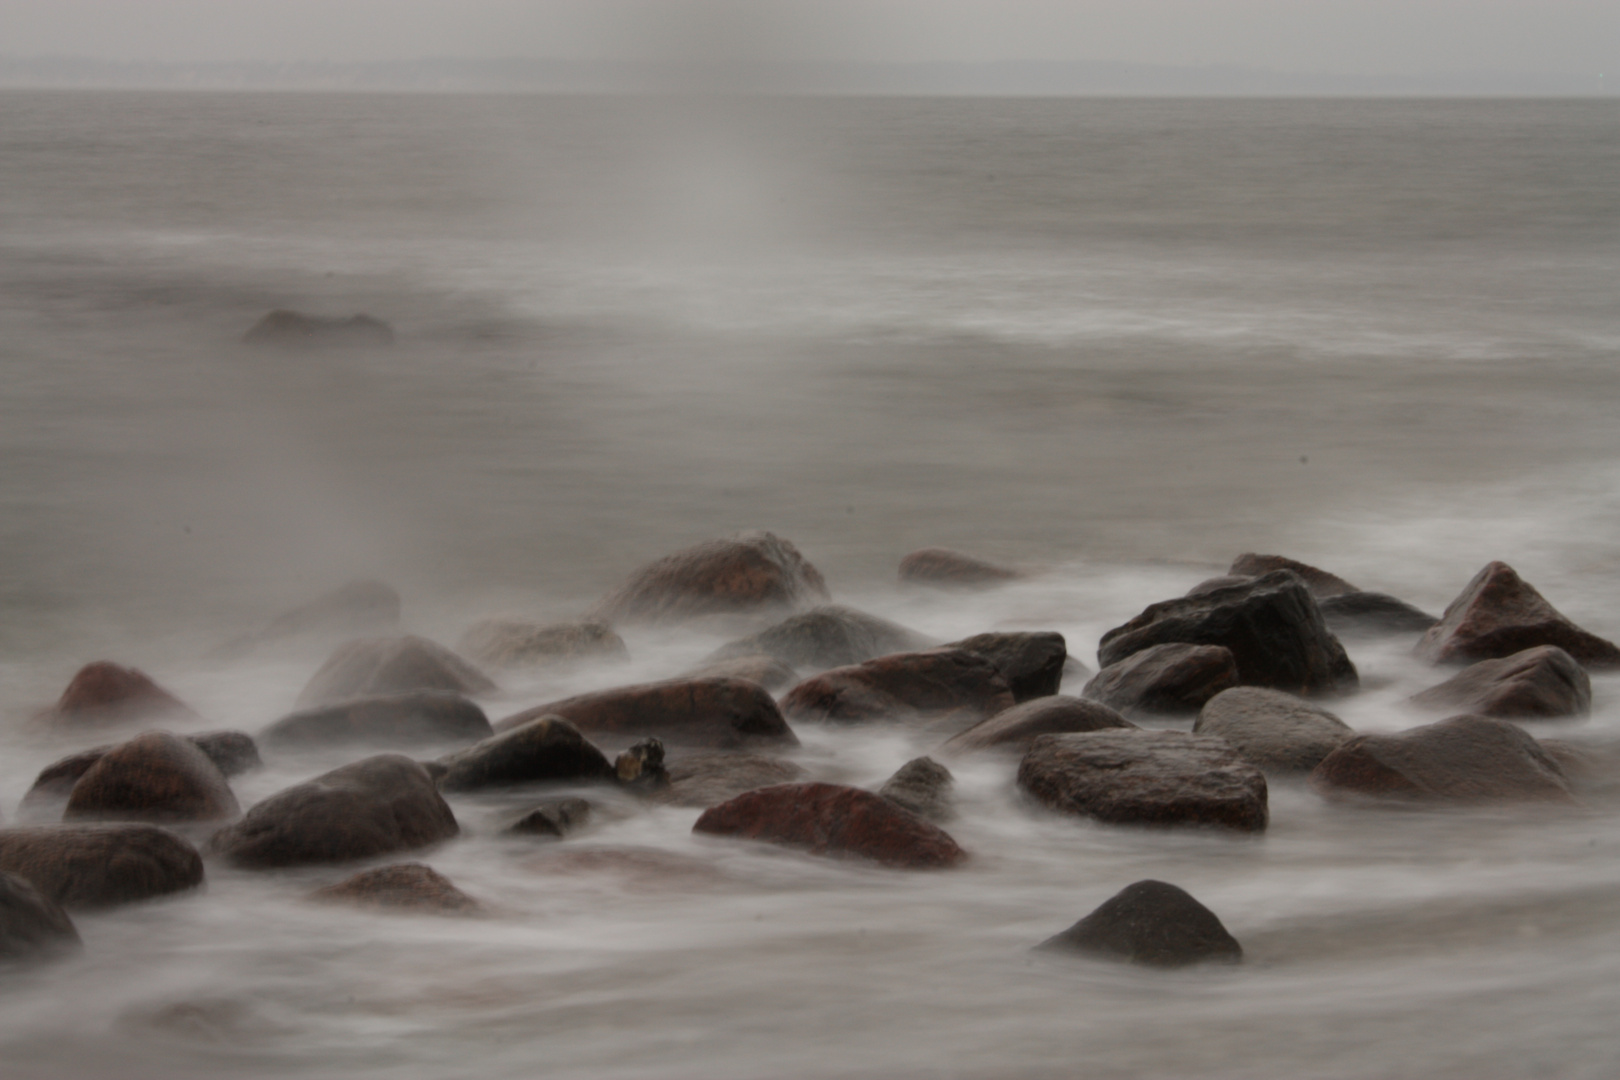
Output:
654,751,806,808
0,823,204,909
436,716,616,792
21,732,256,820
1194,686,1355,773
1409,646,1590,720
878,757,954,822
503,797,592,839
40,662,199,728
943,632,1067,703
296,636,497,707
1415,562,1620,669
457,618,628,670
494,677,797,750
693,782,965,868
686,653,800,693
63,731,239,824
707,605,932,673
262,691,493,750
898,547,1022,588
592,531,829,626
1310,714,1572,803
1228,553,1358,598
309,863,478,913
1038,880,1242,968
1082,643,1239,717
942,696,1136,756
780,648,1015,725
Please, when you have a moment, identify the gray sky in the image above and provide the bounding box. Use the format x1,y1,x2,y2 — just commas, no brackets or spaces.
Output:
0,0,1613,79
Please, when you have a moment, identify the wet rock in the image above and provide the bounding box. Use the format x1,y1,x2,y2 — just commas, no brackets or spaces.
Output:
1038,880,1242,968
1318,591,1438,637
942,696,1135,756
1082,643,1239,718
436,717,615,793
39,661,199,728
262,691,493,750
210,755,459,869
1310,714,1574,803
22,731,257,819
243,309,395,347
1415,562,1620,669
898,547,1022,588
187,730,262,776
614,738,669,791
1018,731,1269,832
943,632,1067,703
1186,575,1252,597
457,618,628,670
707,605,932,672
686,653,800,693
1193,686,1355,772
781,648,1014,726
63,731,239,824
878,757,954,822
296,635,497,707
591,531,829,626
656,751,805,808
495,677,797,750
309,863,478,913
1409,645,1590,720
694,782,966,868
1228,553,1358,598
1097,571,1358,697
1538,739,1620,797
0,871,81,964
0,823,204,909
503,797,592,839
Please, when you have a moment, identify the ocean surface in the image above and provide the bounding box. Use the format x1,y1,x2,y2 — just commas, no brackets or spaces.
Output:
1,91,1618,1079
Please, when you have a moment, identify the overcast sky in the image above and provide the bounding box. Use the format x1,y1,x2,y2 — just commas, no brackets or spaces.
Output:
0,0,1613,79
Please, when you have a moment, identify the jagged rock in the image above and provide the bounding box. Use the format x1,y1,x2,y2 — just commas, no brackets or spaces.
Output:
39,661,199,728
0,871,81,964
943,632,1067,703
1018,731,1268,832
878,757,954,822
494,677,797,750
942,696,1135,755
210,755,458,869
1038,880,1242,967
1082,643,1239,717
436,717,615,792
310,863,478,913
1409,646,1590,719
243,309,394,347
1311,714,1574,803
614,738,669,791
0,824,204,909
1097,571,1358,697
503,797,591,839
592,531,829,626
1415,562,1620,669
1228,553,1358,598
296,636,496,707
706,605,931,672
22,730,257,818
781,648,1014,725
457,618,628,670
1318,591,1437,637
1194,686,1355,772
694,782,966,868
655,751,805,808
898,547,1022,588
262,691,493,749
686,653,800,693
63,731,239,824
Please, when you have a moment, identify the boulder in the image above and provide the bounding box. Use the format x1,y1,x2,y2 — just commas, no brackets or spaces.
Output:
187,730,262,776
21,731,256,818
877,757,954,822
1037,880,1242,967
309,863,478,913
1409,646,1590,720
942,696,1135,756
1097,571,1358,697
296,636,496,707
1082,643,1239,717
1186,575,1252,597
686,653,800,693
262,691,493,750
436,717,615,792
655,751,805,808
1318,591,1437,637
943,632,1067,703
614,738,669,791
503,797,592,839
210,755,458,869
495,677,797,750
1228,553,1358,598
1193,686,1355,772
243,309,394,347
63,731,239,824
0,824,204,909
0,871,81,964
898,547,1022,588
457,618,628,670
780,649,1014,725
1310,714,1574,803
39,661,198,728
706,605,931,672
1018,731,1268,832
591,531,829,626
693,782,966,868
1415,562,1620,669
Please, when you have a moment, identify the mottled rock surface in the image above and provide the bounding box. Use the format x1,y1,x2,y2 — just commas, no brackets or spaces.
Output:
655,752,805,808
437,717,615,792
63,731,240,824
592,531,829,626
503,798,592,839
1194,686,1356,772
1228,553,1357,598
1311,714,1572,803
0,824,204,909
707,605,931,672
495,677,797,750
942,696,1135,755
878,757,954,822
898,547,1022,588
781,648,1014,725
694,782,966,868
1082,643,1239,717
1409,646,1590,719
296,636,496,707
457,618,628,669
40,661,198,728
1038,880,1242,967
1415,562,1620,668
943,632,1067,703
310,863,478,913
263,691,493,749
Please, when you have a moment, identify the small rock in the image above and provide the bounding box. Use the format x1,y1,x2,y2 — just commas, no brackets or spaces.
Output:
243,309,394,347
503,798,591,839
943,632,1067,703
1082,643,1239,717
614,738,669,791
297,636,496,707
878,757,954,822
0,871,81,964
1318,592,1438,637
706,605,932,672
495,677,797,750
942,696,1135,755
63,731,240,824
262,691,493,750
693,782,966,868
39,661,199,728
898,547,1022,588
1228,553,1358,598
780,648,1014,725
1194,685,1356,773
591,531,829,626
1409,645,1590,720
0,823,204,909
1038,880,1242,967
655,751,806,808
457,618,628,670
686,653,800,693
187,731,262,776
1310,714,1574,804
309,863,478,913
437,717,615,793
1415,562,1620,668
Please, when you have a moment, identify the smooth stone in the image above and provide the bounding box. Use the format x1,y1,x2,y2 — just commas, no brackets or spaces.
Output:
693,782,966,868
1228,553,1358,597
655,751,806,808
942,695,1135,756
436,717,615,793
187,731,262,776
495,676,798,750
591,530,829,626
296,636,496,707
705,604,931,672
1194,686,1355,772
63,731,239,824
457,618,628,670
1318,591,1438,637
1310,714,1574,804
21,730,258,818
898,547,1023,588
0,871,81,964
262,690,493,750
780,648,1014,725
878,757,954,822
1409,645,1590,719
1082,642,1239,717
943,631,1067,703
309,863,478,913
0,823,204,909
503,797,592,839
243,309,394,347
685,653,800,693
1415,562,1620,669
1038,880,1242,967
39,661,199,728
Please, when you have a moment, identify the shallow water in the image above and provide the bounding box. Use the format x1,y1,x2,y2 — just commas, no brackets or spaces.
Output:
1,92,1619,1078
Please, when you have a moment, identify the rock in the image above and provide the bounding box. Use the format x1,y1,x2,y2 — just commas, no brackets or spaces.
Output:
296,636,496,707
1538,740,1620,797
780,648,1014,726
942,696,1135,755
1409,646,1591,720
457,618,628,670
1415,562,1620,669
1097,571,1358,697
210,755,459,869
614,738,669,791
243,309,395,347
693,783,966,868
943,632,1067,703
494,677,797,750
1310,714,1574,803
656,751,805,808
1037,880,1242,967
436,717,615,792
262,691,493,750
0,824,204,909
503,797,591,839
706,605,932,672
898,547,1022,588
63,731,240,824
21,732,256,819
1186,575,1252,597
1018,731,1269,832
1193,686,1355,772
1318,591,1438,637
686,653,800,693
1228,553,1357,598
39,661,199,728
1082,643,1239,717
0,871,80,964
187,730,262,776
878,757,954,822
591,531,829,626
310,864,478,913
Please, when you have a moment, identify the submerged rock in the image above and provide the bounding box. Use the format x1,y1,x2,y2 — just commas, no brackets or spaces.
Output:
1193,686,1356,773
503,798,592,839
942,696,1135,755
706,605,931,672
686,652,800,693
1415,562,1620,668
655,751,806,808
216,580,402,659
898,547,1023,588
39,661,199,728
262,691,493,750
1038,880,1242,968
693,782,966,868
243,309,394,347
878,757,954,822
495,677,797,750
457,618,628,670
1228,553,1358,598
310,863,478,914
1082,643,1239,717
1310,714,1573,804
0,823,204,909
591,531,829,626
943,632,1067,703
1318,591,1437,637
63,731,239,824
1409,645,1591,720
296,636,496,707
436,717,615,793
780,648,1014,725
0,871,81,964
187,731,263,776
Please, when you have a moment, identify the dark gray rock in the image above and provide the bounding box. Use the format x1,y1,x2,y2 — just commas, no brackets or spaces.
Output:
878,757,954,822
655,751,806,808
780,648,1014,725
457,618,628,670
1318,591,1437,637
707,605,931,672
1038,880,1242,967
1311,714,1574,804
437,717,615,793
495,677,798,750
296,636,496,708
1194,686,1355,773
942,696,1135,756
943,632,1067,703
1228,554,1357,598
1409,645,1590,720
0,871,80,964
898,547,1023,588
1415,561,1620,669
0,824,204,909
591,531,830,626
262,691,493,750
503,798,592,839
188,730,262,776
1082,643,1239,717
